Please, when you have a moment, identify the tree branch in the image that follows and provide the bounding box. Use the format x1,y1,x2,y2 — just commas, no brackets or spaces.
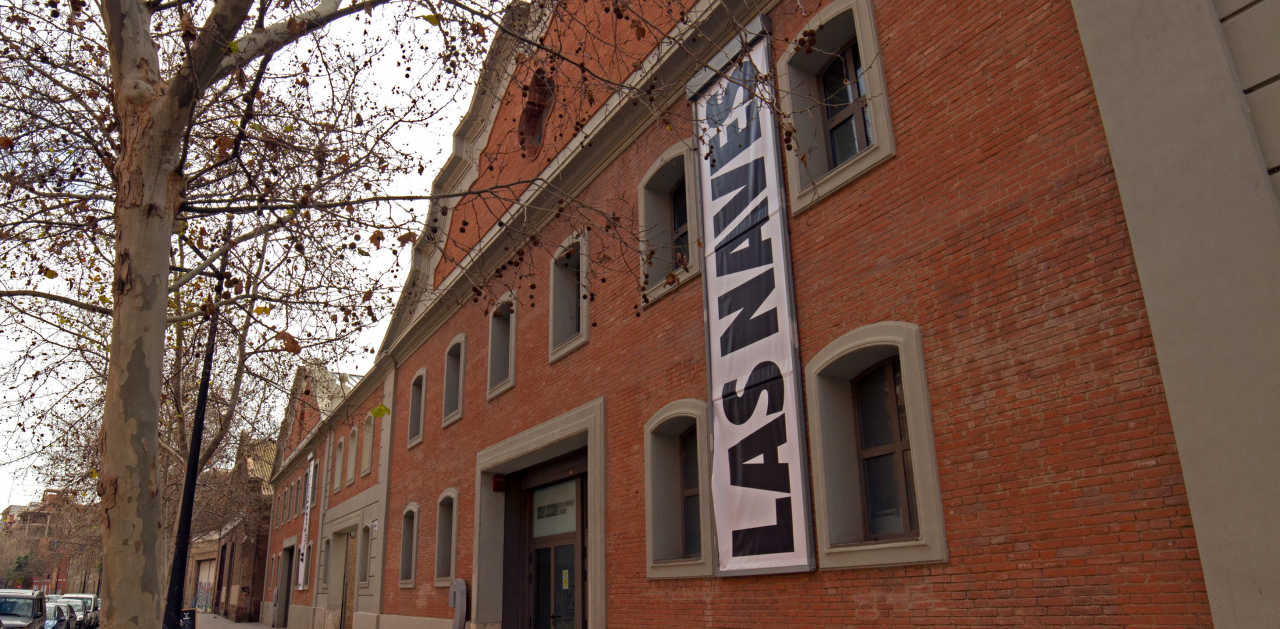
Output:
0,290,112,316
212,0,389,85
164,0,253,118
166,213,295,293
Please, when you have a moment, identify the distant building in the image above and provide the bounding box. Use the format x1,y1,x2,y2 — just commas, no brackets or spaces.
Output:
182,435,276,622
2,490,99,593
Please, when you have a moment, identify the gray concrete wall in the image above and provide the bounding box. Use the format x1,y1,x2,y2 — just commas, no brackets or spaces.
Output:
1072,2,1280,627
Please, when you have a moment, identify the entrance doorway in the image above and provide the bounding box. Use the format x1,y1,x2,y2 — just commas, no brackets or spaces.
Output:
274,547,293,627
339,532,357,629
502,450,586,629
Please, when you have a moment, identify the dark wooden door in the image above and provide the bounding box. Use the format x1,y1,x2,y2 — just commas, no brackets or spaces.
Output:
341,533,356,629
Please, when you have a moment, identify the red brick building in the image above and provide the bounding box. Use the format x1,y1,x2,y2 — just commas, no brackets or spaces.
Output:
263,1,1280,627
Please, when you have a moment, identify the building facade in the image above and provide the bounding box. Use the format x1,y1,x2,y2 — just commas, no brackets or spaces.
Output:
183,436,275,621
264,1,1280,627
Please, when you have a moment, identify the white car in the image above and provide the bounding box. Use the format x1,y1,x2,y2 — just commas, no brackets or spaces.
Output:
54,598,95,629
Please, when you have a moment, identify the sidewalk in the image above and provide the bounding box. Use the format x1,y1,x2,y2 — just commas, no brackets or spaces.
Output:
197,612,269,629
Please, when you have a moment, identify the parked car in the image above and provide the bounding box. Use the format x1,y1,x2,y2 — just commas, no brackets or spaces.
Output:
42,604,73,629
50,601,84,629
0,589,46,629
49,601,82,629
55,597,95,629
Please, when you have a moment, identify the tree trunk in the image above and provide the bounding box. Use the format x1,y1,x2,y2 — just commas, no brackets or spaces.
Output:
100,103,182,629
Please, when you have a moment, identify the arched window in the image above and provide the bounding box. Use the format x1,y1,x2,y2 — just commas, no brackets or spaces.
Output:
488,298,517,398
332,439,344,494
399,504,419,584
518,68,555,158
548,233,589,362
644,399,712,578
361,415,374,476
407,372,425,444
638,140,702,304
434,489,459,585
443,334,465,426
804,321,946,569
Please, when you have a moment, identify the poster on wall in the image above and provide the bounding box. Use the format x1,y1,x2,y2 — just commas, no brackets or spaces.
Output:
692,34,814,575
297,458,314,587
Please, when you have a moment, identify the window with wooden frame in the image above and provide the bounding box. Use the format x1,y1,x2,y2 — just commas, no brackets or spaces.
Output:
676,426,701,559
819,42,873,169
803,321,946,570
850,357,917,541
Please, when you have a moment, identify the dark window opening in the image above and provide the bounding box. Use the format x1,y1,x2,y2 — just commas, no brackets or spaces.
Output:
678,425,700,558
444,342,462,419
851,357,918,541
400,511,416,581
552,245,582,347
670,179,689,272
519,69,555,158
408,375,424,441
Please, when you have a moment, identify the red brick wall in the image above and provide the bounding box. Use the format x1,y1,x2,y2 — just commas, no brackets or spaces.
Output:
374,0,1214,625
266,460,316,607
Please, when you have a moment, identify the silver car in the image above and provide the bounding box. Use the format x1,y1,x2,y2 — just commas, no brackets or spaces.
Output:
0,589,46,629
54,598,94,629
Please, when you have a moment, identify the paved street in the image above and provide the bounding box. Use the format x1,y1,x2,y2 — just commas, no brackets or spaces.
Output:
197,613,269,629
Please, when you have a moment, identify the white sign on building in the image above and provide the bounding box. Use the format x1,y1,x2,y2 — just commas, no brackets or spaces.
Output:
693,34,814,576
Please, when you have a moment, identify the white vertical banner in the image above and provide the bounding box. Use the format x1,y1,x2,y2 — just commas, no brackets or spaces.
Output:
693,36,814,575
297,458,315,587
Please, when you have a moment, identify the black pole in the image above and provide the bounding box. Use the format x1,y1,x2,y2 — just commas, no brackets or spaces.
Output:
162,254,228,629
